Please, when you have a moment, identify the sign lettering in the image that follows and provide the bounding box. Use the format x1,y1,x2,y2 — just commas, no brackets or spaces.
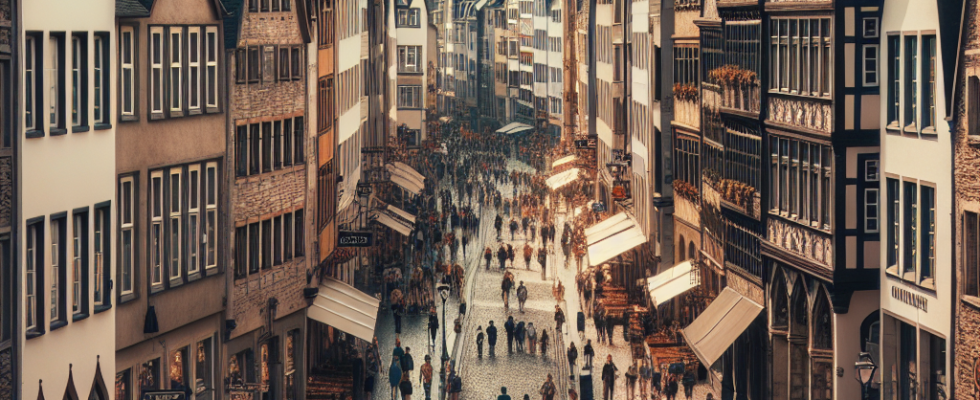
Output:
142,391,186,400
891,286,928,312
338,231,375,247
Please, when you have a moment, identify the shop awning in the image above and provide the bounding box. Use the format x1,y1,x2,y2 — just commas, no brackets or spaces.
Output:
585,212,646,265
439,116,452,123
309,277,381,342
646,261,698,308
376,210,414,236
386,162,425,195
552,155,577,169
386,204,417,224
496,122,534,135
682,287,764,367
546,168,581,190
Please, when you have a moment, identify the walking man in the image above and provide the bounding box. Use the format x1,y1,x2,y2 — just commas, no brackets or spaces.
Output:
516,281,529,313
428,311,439,349
523,243,533,270
567,342,578,381
420,355,433,400
601,355,618,400
626,362,639,400
485,247,493,270
554,305,566,334
504,316,516,353
400,347,415,381
389,357,403,400
449,372,462,400
498,387,511,400
583,340,595,370
538,247,547,280
476,326,485,358
487,321,498,356
539,374,557,400
526,322,537,355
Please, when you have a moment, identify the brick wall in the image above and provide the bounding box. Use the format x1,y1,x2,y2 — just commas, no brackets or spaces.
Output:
234,167,306,221
955,304,980,399
0,348,10,400
231,257,309,339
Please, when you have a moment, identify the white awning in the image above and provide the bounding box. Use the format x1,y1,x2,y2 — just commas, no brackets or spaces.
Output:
386,162,425,195
439,116,452,122
682,287,764,367
552,155,577,168
309,277,381,342
386,204,417,224
646,261,698,308
585,212,646,265
547,168,581,190
496,121,534,135
376,212,414,236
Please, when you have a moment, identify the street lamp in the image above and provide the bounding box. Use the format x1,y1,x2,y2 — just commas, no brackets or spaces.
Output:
854,352,877,400
438,283,451,395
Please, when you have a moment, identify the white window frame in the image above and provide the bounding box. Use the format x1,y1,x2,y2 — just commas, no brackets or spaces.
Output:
50,219,60,323
863,44,879,87
26,224,36,330
25,36,37,131
205,162,218,270
121,27,135,116
169,27,183,112
150,171,164,288
169,168,182,281
863,17,879,38
94,35,104,124
150,26,165,115
72,213,83,315
188,27,201,112
120,176,135,296
865,188,879,233
71,36,82,127
48,35,61,129
205,26,219,109
187,164,201,276
93,208,105,306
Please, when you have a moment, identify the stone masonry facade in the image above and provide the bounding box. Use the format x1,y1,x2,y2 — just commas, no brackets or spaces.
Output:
228,3,309,340
955,0,980,397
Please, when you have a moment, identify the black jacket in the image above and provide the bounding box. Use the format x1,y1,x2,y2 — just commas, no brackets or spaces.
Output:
602,363,617,383
487,326,498,344
504,319,516,335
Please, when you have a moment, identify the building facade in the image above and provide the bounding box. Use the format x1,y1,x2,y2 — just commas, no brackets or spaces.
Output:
20,0,116,398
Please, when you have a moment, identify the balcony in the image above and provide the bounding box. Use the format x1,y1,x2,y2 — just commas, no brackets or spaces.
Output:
673,84,700,128
708,65,760,114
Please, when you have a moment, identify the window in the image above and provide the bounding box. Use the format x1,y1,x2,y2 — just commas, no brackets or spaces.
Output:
188,27,201,112
863,17,879,38
769,135,833,229
50,216,66,328
94,206,110,309
863,45,879,86
119,177,135,297
249,223,259,274
263,46,275,83
398,46,421,73
888,36,900,127
279,47,290,81
71,34,88,129
865,189,879,233
229,349,255,386
294,209,304,256
284,212,293,261
964,212,980,298
922,35,936,133
285,330,299,400
169,169,182,283
970,76,980,136
25,34,41,133
71,211,88,317
398,85,422,108
262,122,272,173
94,33,109,125
236,125,248,177
171,347,190,394
120,27,135,117
904,36,917,131
294,116,304,164
235,226,247,278
235,49,247,85
673,45,699,88
205,27,219,109
674,134,700,186
887,178,900,270
150,172,164,289
150,27,164,116
250,123,260,175
248,47,260,83
205,162,218,270
770,18,832,97
26,220,44,333
139,358,161,394
261,220,272,270
49,34,66,132
902,181,917,279
196,338,215,400
188,165,201,276
274,216,282,266
284,118,293,167
920,185,935,285
291,47,301,80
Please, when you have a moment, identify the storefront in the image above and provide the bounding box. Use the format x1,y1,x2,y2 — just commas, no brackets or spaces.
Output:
115,316,222,400
224,309,306,400
880,312,948,399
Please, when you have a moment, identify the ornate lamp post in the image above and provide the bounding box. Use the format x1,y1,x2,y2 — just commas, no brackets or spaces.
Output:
438,283,451,394
854,352,877,400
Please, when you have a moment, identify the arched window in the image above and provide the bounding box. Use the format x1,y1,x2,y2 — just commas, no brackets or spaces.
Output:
771,270,788,330
789,279,810,399
678,235,686,262
790,279,809,336
688,242,696,261
812,291,833,350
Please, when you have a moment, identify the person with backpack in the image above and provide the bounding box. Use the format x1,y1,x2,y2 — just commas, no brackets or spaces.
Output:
526,322,537,355
389,357,403,400
485,247,493,270
476,326,485,358
583,340,595,370
504,316,516,353
539,374,557,400
515,321,526,352
400,347,415,380
449,371,462,400
487,320,498,356
567,342,578,381
516,281,529,313
554,305,566,334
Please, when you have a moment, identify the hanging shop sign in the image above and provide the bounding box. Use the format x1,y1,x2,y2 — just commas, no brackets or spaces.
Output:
356,183,373,197
338,231,375,247
575,135,598,149
142,392,186,400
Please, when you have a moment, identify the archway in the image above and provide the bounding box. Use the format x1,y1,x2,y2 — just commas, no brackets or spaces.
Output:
789,279,809,400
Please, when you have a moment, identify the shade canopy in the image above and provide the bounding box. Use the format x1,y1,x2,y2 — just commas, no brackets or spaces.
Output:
552,155,578,169
309,277,381,342
646,261,698,308
496,122,534,135
376,205,415,236
547,168,581,190
386,204,417,224
682,287,764,367
386,162,425,195
585,212,646,265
